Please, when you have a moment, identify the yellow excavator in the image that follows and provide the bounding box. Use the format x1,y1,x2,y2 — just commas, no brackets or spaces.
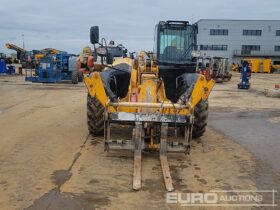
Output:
84,21,215,191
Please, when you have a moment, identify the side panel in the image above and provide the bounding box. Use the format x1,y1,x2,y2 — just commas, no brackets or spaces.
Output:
84,72,108,107
189,75,215,108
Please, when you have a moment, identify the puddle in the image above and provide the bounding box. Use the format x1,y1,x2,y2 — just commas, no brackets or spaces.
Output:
25,188,110,210
25,134,109,210
52,170,72,186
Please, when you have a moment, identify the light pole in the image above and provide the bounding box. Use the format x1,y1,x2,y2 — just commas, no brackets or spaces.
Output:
22,34,25,50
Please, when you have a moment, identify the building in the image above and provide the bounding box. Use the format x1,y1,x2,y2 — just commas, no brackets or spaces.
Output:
196,19,280,64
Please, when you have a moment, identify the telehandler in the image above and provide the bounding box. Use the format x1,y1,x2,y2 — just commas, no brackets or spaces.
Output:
84,21,215,191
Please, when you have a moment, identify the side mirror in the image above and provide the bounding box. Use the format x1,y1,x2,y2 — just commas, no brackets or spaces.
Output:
129,52,135,59
106,53,114,65
90,26,99,44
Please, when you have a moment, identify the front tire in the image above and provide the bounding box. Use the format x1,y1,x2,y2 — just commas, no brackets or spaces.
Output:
87,95,104,136
78,71,84,82
71,71,79,84
192,100,209,138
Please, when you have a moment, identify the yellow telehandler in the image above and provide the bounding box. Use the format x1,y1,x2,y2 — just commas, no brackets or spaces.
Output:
84,21,215,191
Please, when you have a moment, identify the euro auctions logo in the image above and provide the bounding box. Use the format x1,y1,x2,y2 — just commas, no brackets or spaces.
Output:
167,192,219,205
166,190,277,207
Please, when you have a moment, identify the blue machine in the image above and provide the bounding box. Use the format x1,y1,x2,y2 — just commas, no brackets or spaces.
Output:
0,59,6,74
0,59,15,74
6,65,16,74
238,61,251,89
25,54,76,83
56,54,73,81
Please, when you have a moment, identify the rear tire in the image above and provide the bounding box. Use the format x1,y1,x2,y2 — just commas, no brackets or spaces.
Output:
87,95,104,136
78,71,83,82
71,71,79,84
192,100,209,138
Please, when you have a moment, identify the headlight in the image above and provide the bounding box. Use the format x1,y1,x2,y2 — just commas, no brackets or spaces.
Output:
96,47,107,56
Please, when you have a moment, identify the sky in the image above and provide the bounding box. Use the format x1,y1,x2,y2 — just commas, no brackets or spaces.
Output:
0,0,279,55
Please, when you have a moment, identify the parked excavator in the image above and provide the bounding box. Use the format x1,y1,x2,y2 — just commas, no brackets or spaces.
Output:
84,21,215,191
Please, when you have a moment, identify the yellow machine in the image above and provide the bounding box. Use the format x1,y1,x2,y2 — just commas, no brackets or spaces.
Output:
6,43,66,68
85,21,215,191
231,63,238,71
262,59,272,73
243,58,273,73
5,43,29,67
272,64,280,72
242,58,261,73
34,48,67,62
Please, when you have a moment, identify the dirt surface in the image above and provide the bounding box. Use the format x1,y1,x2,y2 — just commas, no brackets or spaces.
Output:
0,73,279,210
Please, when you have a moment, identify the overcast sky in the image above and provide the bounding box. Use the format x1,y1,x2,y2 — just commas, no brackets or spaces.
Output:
1,0,279,55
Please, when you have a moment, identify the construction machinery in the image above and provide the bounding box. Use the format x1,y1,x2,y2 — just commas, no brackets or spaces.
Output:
196,56,212,81
238,61,251,89
231,63,237,71
242,58,261,73
5,43,32,68
0,53,14,64
33,48,67,63
6,43,67,69
262,59,272,73
242,58,273,73
84,21,215,191
76,43,128,81
196,56,231,82
25,53,78,83
0,53,16,74
272,64,280,73
76,46,94,81
0,59,15,74
211,57,232,82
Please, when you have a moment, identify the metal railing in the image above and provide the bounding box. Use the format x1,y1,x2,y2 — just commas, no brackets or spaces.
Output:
233,50,280,57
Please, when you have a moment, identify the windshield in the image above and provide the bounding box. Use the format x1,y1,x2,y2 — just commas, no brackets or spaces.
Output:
158,25,195,64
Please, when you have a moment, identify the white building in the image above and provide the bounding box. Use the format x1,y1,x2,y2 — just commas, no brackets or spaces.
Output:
196,19,280,64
